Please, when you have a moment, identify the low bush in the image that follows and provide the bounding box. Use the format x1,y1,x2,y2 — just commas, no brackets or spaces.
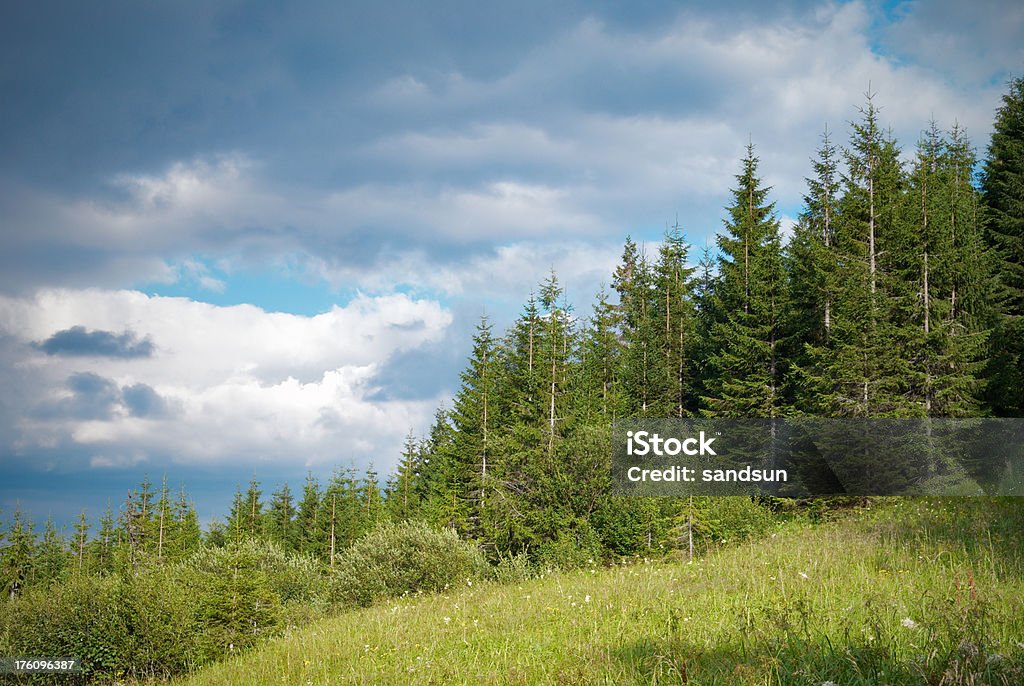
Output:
534,519,604,571
0,571,202,682
330,521,487,607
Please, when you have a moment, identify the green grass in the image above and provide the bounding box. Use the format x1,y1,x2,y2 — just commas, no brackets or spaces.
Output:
172,499,1024,685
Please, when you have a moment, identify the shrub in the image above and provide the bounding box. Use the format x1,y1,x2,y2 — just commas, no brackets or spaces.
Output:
330,521,487,607
183,542,283,662
490,551,536,584
694,496,781,547
0,571,202,681
184,539,328,608
118,567,202,679
535,519,604,571
0,575,127,679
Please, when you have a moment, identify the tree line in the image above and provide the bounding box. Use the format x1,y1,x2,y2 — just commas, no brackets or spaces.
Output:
2,81,1022,594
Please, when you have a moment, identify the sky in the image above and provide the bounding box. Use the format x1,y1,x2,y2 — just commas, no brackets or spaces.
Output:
1,0,1022,529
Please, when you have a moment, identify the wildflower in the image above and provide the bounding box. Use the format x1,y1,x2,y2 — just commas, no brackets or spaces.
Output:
443,616,451,624
822,681,837,686
799,572,809,580
585,595,591,603
901,618,918,629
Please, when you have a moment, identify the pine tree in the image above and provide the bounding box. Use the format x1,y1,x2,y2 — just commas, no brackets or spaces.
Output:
386,432,425,523
136,474,156,549
651,224,697,417
266,482,297,550
703,143,789,418
573,285,625,422
808,93,916,416
154,475,172,561
174,485,202,559
897,122,985,417
981,76,1024,416
1,507,35,598
615,242,662,416
447,316,500,537
226,486,245,545
295,473,324,557
242,476,264,540
72,511,90,574
362,465,384,529
36,516,67,583
93,502,117,573
787,126,840,388
537,271,573,460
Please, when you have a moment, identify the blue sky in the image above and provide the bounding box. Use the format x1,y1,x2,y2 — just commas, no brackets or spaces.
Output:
1,0,1021,530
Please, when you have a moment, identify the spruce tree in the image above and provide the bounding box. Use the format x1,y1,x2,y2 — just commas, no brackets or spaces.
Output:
174,485,202,559
651,224,697,417
809,94,916,416
981,76,1024,416
295,474,324,557
574,285,625,422
448,316,500,537
36,516,67,583
385,432,425,522
703,143,789,418
787,127,840,375
266,482,297,550
72,510,90,574
1,507,35,598
897,122,985,416
615,243,662,416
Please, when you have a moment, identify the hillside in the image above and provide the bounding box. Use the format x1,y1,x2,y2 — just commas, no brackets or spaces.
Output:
173,499,1024,685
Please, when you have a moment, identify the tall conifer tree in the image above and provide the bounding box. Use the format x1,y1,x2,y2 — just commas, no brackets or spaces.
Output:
981,77,1024,416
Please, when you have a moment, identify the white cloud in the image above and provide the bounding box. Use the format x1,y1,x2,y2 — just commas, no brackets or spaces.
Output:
0,288,452,471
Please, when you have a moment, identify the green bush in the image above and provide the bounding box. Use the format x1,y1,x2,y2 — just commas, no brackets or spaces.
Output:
184,539,328,608
534,519,604,571
0,571,202,681
330,521,487,607
0,575,127,679
183,542,283,662
695,496,781,547
118,567,202,679
490,551,536,584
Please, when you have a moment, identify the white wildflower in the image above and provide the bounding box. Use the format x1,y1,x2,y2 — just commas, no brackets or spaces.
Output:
585,595,591,603
799,572,809,580
901,618,918,629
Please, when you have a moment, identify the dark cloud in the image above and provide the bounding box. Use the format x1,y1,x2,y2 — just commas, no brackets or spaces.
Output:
31,372,122,421
28,373,172,422
33,326,154,358
121,383,168,418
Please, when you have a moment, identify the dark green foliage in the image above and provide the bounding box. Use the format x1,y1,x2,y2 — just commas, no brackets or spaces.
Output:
981,77,1024,417
0,507,35,598
265,482,297,551
185,542,288,660
703,144,789,418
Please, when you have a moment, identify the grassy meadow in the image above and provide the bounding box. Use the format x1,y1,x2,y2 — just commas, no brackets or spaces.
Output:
171,498,1024,685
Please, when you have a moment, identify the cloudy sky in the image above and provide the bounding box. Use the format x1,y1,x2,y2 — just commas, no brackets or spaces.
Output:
1,0,1021,527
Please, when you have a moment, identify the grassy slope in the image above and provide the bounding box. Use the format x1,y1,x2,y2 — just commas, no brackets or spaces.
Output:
174,499,1024,685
